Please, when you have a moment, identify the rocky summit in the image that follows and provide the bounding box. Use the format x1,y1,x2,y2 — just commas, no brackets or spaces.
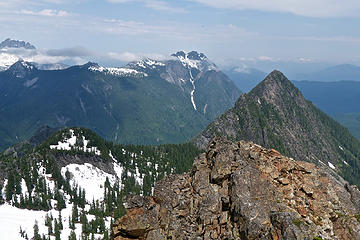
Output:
113,138,360,240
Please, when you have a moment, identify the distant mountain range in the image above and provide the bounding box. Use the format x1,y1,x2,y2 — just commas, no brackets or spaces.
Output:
291,80,360,140
224,67,267,92
0,38,68,71
0,51,240,150
293,64,360,82
2,70,360,239
293,80,360,114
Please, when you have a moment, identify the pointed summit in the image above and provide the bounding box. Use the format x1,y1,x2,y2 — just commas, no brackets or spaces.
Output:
248,70,305,107
194,69,360,188
7,60,37,78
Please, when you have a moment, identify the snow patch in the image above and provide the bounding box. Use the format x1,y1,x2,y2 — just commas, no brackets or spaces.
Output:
136,59,165,69
89,65,147,77
134,166,143,186
328,162,336,169
23,77,38,87
175,52,216,72
61,163,118,202
189,70,197,110
203,104,208,115
110,151,124,186
20,61,34,70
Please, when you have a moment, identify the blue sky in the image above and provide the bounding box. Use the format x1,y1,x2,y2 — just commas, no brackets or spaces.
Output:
1,0,360,74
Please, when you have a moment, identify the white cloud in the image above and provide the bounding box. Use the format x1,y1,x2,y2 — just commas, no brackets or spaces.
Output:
18,9,69,17
107,0,187,13
298,57,313,63
107,51,167,62
190,0,360,18
257,56,275,61
0,47,89,65
107,51,140,62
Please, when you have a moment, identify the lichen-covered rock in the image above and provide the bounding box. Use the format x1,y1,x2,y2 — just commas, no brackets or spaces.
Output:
113,137,360,240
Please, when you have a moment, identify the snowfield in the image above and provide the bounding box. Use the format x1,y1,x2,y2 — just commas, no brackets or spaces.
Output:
88,65,148,77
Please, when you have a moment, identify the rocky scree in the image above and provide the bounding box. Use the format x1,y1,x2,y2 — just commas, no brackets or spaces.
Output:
113,137,360,240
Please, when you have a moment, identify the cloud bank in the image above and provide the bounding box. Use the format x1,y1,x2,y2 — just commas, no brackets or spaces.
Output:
191,0,360,18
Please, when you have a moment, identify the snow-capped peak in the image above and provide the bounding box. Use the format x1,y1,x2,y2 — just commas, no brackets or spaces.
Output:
7,60,36,78
88,64,148,78
171,51,217,71
133,58,166,69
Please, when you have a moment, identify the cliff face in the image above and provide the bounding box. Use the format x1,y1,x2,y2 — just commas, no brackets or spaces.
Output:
113,138,360,240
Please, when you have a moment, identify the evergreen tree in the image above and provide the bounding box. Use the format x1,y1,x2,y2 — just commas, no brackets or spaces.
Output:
33,220,42,240
72,204,79,223
0,182,4,204
19,226,25,238
47,214,53,236
54,219,61,240
103,229,109,240
58,211,63,230
68,230,77,240
55,189,66,210
69,216,75,230
5,172,15,201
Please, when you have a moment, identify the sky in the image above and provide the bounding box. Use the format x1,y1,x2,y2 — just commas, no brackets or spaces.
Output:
0,0,360,74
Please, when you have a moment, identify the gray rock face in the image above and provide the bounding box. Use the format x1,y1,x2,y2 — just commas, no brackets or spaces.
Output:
113,138,360,240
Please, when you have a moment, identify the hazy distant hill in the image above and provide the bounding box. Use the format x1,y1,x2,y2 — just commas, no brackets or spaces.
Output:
225,67,267,92
293,64,360,82
293,80,360,114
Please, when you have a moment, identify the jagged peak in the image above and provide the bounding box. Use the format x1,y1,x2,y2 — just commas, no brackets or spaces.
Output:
7,60,37,78
0,38,36,49
171,50,207,61
171,50,216,71
129,58,166,69
82,61,100,68
9,59,36,69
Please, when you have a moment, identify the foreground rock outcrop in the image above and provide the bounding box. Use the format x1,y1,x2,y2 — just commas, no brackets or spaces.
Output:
113,138,360,240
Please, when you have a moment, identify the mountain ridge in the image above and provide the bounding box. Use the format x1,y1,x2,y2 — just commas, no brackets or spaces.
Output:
194,70,360,187
0,52,240,150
